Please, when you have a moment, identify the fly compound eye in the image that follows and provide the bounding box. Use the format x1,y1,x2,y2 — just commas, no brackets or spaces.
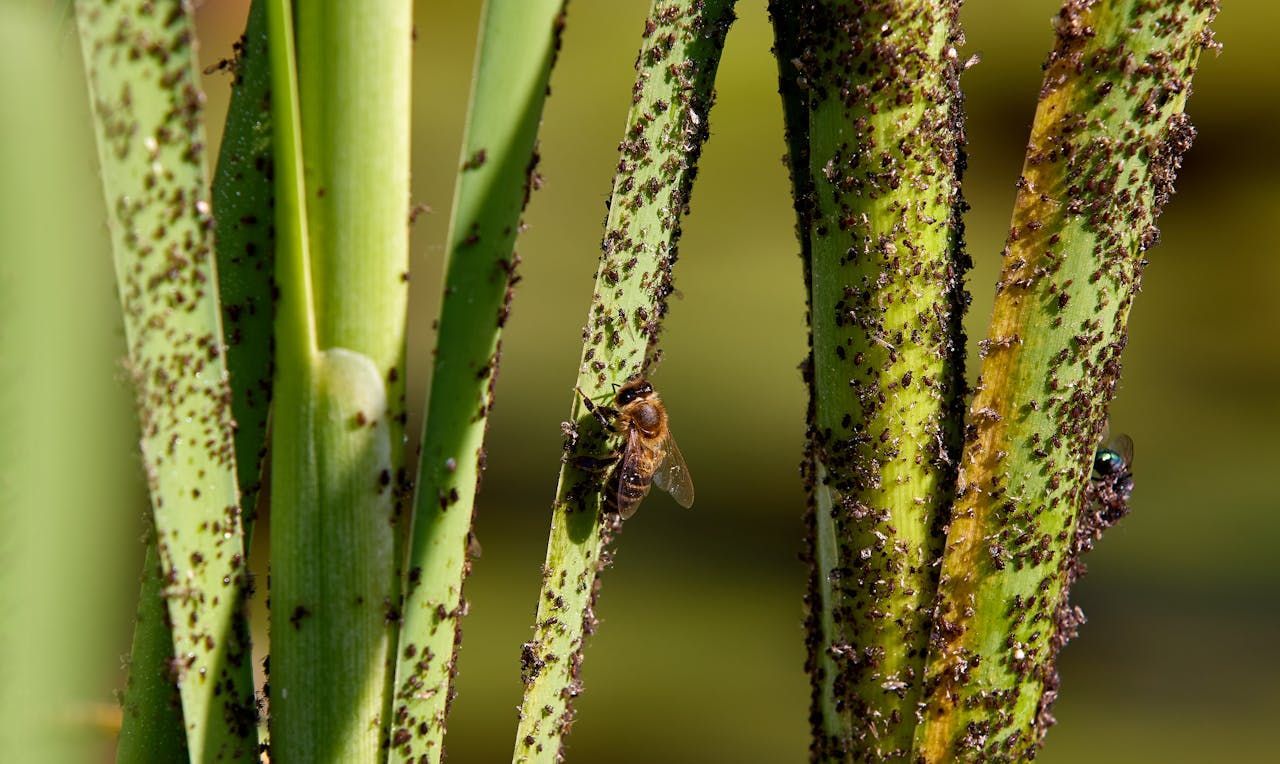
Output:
1093,449,1122,476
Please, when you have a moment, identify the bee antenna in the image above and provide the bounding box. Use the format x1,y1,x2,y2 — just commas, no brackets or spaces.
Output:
575,385,613,429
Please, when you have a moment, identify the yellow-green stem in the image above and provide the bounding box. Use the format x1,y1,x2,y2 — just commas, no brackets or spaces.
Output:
775,2,969,758
266,0,411,759
915,2,1219,760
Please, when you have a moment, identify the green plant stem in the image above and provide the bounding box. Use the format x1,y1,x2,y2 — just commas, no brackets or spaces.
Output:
75,1,257,759
511,2,736,762
266,0,411,759
914,2,1219,760
775,2,969,759
389,1,566,760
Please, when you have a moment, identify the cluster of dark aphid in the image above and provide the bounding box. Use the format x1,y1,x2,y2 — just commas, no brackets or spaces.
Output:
1037,430,1136,736
1076,433,1135,557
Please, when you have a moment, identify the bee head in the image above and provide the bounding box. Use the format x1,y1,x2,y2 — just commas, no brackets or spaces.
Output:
615,378,652,406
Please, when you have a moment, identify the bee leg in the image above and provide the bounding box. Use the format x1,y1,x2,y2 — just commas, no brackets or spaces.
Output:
575,386,618,430
570,452,619,473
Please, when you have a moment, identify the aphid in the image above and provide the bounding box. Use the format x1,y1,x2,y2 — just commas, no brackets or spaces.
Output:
576,378,694,519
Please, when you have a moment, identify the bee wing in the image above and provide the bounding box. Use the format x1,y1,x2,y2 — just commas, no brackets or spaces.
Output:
616,427,648,520
652,430,694,509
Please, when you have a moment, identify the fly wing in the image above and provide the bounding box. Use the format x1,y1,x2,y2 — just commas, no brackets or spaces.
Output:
651,430,694,509
1111,433,1135,469
616,427,649,520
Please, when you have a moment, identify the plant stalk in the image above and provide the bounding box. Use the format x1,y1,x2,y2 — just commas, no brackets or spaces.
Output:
213,0,275,536
774,1,969,758
266,0,411,759
511,2,737,761
389,1,567,760
116,3,275,755
914,2,1219,760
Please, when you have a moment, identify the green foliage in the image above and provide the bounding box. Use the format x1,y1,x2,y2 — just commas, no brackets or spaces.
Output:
264,0,411,759
75,1,257,758
213,0,274,534
116,545,188,762
389,1,566,760
62,0,1225,759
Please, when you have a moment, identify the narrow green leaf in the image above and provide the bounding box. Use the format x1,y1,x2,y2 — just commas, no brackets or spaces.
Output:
117,4,274,755
512,2,737,761
74,0,257,759
214,0,275,534
116,545,188,762
915,2,1220,760
389,1,566,760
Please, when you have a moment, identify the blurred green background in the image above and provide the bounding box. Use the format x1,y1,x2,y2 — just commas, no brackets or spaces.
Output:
85,0,1277,760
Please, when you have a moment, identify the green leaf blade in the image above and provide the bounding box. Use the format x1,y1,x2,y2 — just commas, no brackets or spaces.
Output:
74,0,258,759
389,1,566,760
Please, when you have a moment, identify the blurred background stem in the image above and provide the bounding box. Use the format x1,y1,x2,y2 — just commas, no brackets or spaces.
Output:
915,2,1220,760
265,0,412,759
389,1,566,760
75,1,258,759
511,2,737,761
773,1,969,758
1,6,132,761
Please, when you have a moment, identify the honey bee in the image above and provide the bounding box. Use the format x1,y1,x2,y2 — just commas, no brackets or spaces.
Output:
576,378,694,519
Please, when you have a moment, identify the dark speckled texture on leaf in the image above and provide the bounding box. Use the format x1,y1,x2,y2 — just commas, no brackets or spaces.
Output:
512,1,738,761
75,0,258,759
212,0,274,536
389,1,568,761
772,1,970,759
915,2,1220,760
